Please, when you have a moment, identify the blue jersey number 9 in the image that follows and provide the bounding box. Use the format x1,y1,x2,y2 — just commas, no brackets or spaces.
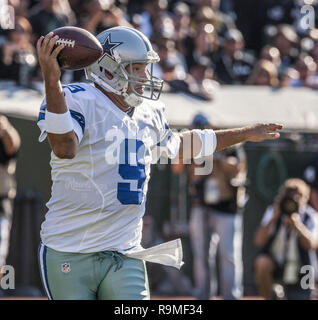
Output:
117,139,146,205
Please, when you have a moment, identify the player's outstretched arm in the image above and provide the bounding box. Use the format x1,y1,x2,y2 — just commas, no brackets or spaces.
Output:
37,32,78,159
214,123,283,152
177,123,283,161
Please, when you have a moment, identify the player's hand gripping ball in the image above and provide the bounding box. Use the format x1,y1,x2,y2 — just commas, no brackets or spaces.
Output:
51,26,103,70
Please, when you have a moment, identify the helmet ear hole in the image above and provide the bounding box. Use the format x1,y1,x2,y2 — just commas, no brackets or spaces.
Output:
104,70,114,80
99,66,114,80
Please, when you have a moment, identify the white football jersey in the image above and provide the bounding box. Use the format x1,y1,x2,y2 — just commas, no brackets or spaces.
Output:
37,82,181,254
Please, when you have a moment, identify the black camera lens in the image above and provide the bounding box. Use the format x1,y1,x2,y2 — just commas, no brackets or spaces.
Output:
279,195,299,216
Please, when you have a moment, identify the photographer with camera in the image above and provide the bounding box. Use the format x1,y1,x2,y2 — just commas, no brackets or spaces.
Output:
254,178,318,300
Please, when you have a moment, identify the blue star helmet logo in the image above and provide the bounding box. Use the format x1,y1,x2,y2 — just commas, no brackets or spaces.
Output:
100,34,123,59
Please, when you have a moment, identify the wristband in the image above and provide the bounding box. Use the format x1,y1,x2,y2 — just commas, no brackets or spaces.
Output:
45,110,74,134
193,129,217,159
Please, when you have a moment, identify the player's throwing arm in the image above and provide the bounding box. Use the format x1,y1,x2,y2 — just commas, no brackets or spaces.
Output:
36,33,78,159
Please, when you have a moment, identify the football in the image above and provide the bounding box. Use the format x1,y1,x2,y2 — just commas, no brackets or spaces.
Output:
51,26,103,70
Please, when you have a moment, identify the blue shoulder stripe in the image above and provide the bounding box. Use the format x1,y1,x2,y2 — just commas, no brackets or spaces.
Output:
37,105,85,134
38,111,45,121
38,104,46,121
70,110,85,134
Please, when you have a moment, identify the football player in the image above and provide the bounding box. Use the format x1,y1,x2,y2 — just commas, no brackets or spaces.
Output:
36,26,282,300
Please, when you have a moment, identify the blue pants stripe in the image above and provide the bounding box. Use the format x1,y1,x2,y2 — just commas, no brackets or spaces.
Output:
38,243,53,300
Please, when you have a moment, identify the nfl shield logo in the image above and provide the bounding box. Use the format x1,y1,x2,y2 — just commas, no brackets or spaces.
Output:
61,263,71,273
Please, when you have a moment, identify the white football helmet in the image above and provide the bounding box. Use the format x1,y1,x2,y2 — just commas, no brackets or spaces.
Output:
85,26,163,107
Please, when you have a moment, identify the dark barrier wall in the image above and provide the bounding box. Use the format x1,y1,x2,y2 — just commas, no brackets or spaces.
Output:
4,117,51,295
8,117,52,205
6,193,45,296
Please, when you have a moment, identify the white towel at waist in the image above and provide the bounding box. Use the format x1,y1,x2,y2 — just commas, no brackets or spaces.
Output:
123,238,184,270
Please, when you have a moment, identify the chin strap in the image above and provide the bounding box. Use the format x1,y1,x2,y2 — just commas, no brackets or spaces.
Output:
123,92,143,107
126,106,135,117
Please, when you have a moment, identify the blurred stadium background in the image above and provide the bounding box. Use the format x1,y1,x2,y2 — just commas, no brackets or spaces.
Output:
1,0,318,299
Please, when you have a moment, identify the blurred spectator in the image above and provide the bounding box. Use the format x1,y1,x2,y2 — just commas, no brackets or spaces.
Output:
195,1,236,39
8,0,31,18
154,38,187,82
161,55,219,101
280,67,300,87
292,54,318,87
187,113,246,299
254,178,318,300
29,0,76,39
185,23,218,70
307,29,318,58
0,16,37,86
74,0,104,33
260,45,282,70
139,0,172,40
270,24,300,72
205,143,246,300
130,13,143,30
77,0,131,35
183,60,219,101
213,28,256,84
171,1,191,55
246,59,279,87
0,115,20,274
187,113,213,300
